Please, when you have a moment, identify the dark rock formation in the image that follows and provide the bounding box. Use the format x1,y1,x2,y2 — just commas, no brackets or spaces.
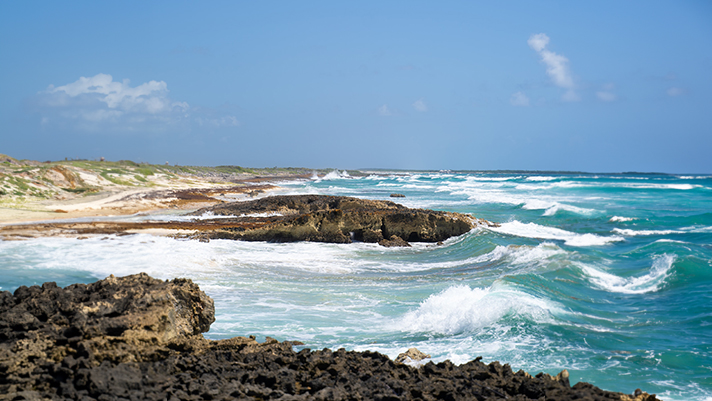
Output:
390,193,406,198
0,274,661,401
379,235,412,248
194,195,496,246
0,195,498,245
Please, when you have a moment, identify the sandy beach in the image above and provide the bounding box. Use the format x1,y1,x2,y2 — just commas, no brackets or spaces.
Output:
0,154,332,238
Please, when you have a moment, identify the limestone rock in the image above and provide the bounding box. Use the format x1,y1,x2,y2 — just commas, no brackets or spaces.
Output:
0,274,663,401
195,195,488,247
395,347,431,364
362,228,384,243
379,235,411,247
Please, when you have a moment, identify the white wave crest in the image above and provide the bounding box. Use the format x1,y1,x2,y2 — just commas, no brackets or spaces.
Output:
318,170,352,181
579,254,676,294
609,216,637,222
522,200,595,216
491,221,624,246
395,285,558,335
619,183,699,190
654,239,689,244
408,242,566,273
613,226,712,236
525,176,559,181
612,228,680,236
467,176,522,182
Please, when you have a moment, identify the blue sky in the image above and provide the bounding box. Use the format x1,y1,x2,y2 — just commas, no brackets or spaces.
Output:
1,1,711,172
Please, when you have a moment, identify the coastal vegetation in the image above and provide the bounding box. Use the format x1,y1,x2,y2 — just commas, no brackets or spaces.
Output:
0,153,362,204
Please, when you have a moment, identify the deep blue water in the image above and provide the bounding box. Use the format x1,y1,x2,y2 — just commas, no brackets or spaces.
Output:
2,172,711,400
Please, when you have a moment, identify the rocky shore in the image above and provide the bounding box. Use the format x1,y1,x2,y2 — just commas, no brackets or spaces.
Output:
0,274,660,401
1,195,497,246
193,195,497,245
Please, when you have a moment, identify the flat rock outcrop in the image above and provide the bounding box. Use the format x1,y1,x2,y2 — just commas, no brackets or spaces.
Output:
0,195,497,245
194,195,496,246
0,274,660,401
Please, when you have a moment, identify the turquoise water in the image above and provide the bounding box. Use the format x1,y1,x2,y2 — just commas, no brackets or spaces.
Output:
1,172,711,400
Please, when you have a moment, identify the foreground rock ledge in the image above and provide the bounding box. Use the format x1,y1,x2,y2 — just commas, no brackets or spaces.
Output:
193,195,497,246
0,274,659,401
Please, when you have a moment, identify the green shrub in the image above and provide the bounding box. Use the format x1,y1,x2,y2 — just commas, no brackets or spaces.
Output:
136,168,154,176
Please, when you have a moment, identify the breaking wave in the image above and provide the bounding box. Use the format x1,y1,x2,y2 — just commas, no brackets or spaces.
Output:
578,254,676,294
395,284,560,335
491,221,624,246
610,216,637,222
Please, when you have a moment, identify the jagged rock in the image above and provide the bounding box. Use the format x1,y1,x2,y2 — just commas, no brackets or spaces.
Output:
0,274,662,401
362,228,384,243
395,347,431,364
379,235,412,247
195,195,489,246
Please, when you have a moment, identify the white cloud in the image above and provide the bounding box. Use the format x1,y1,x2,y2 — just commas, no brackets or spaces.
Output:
528,33,578,101
36,73,237,132
527,33,549,53
49,73,172,114
596,91,617,102
378,104,392,116
667,87,684,97
510,92,530,106
412,99,428,112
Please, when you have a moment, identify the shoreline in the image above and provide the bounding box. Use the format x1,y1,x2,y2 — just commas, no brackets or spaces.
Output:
0,273,662,400
0,175,300,239
0,181,286,226
1,153,325,229
0,194,492,245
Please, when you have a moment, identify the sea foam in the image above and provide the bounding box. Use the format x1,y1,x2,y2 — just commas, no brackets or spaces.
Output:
579,254,676,294
395,284,559,335
402,242,567,273
612,228,680,236
491,221,624,246
525,176,559,181
609,216,637,222
522,200,595,216
317,170,352,182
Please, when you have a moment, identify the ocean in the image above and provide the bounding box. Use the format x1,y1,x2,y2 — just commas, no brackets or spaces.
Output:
2,172,711,400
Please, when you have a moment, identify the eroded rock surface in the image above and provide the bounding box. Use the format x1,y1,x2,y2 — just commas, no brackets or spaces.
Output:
0,274,660,401
195,195,496,246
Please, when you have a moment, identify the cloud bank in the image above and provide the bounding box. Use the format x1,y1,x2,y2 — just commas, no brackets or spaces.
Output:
36,74,237,132
528,33,579,101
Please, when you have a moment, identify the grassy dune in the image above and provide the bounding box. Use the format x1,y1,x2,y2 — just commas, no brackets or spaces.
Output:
0,154,359,204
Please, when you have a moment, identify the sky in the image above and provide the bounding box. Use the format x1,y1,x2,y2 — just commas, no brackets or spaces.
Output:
1,1,711,173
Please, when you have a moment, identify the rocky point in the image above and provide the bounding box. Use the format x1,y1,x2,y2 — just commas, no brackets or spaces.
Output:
0,273,660,400
194,195,497,246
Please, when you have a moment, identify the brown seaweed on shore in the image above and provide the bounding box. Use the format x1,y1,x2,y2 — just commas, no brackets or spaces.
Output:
0,273,660,400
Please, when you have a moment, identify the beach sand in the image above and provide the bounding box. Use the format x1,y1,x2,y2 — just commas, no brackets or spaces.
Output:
0,177,282,239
